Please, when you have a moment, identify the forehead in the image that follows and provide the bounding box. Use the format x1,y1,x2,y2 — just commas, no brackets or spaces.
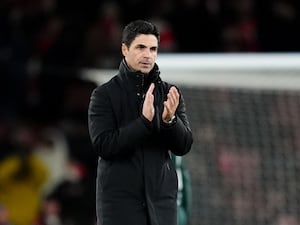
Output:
131,34,158,47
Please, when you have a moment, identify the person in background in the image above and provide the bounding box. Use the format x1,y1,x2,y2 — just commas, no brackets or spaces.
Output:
0,123,48,225
88,19,193,225
0,203,13,225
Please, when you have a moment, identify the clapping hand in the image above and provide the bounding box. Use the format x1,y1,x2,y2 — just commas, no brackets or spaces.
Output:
142,83,155,122
162,86,179,123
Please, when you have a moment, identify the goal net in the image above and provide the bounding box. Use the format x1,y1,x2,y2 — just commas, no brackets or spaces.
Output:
82,53,300,225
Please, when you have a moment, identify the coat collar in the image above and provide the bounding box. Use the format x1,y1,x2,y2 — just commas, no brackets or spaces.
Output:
118,59,161,90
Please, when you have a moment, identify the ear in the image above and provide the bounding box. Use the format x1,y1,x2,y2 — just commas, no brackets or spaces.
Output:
121,43,128,56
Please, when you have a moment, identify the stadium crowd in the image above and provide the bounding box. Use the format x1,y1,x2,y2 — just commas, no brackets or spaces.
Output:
1,0,300,69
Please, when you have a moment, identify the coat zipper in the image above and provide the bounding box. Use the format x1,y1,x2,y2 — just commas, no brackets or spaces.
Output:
141,75,145,99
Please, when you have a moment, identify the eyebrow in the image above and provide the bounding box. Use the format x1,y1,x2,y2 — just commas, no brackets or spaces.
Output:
136,44,146,48
136,44,158,50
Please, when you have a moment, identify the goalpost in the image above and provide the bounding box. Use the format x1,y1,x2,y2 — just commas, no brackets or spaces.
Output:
83,53,300,90
82,53,300,225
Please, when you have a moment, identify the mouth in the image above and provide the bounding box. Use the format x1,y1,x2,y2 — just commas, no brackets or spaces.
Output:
140,62,151,67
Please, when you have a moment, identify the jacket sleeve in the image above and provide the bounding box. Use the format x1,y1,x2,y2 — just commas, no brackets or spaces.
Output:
88,85,152,160
161,90,193,156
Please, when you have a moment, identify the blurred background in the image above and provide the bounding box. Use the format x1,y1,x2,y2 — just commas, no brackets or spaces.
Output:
1,0,300,225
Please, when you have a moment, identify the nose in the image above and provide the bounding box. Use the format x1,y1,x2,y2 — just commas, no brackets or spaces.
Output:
143,48,152,57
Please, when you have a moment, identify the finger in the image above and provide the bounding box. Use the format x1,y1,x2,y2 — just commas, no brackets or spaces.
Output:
168,92,176,106
169,87,179,104
169,86,178,95
167,93,178,108
171,88,180,106
164,101,172,116
170,87,179,101
163,102,169,118
145,83,155,105
147,83,155,95
142,83,155,121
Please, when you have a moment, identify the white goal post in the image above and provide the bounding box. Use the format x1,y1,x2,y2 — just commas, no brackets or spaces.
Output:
82,53,300,90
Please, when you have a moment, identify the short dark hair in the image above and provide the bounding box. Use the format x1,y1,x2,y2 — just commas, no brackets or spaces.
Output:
122,20,160,47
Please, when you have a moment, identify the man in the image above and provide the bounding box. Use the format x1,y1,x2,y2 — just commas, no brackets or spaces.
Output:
88,19,193,225
0,124,48,225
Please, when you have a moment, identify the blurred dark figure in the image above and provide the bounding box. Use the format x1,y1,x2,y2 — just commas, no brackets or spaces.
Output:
221,0,259,51
273,213,300,225
82,1,123,68
35,196,63,225
48,160,96,225
0,118,14,160
55,78,97,225
257,0,300,51
171,0,222,52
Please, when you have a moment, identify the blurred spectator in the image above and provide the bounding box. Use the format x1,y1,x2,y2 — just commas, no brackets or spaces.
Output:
35,196,63,225
257,0,300,51
82,1,123,68
273,213,300,225
221,0,259,51
217,145,261,189
59,78,98,176
49,160,95,225
0,118,14,160
34,127,70,197
150,17,178,52
0,123,48,225
54,79,97,225
171,0,222,52
33,15,64,60
217,144,262,223
0,203,12,225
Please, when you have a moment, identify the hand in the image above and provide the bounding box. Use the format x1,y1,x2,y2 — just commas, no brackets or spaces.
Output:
162,86,179,123
142,83,155,122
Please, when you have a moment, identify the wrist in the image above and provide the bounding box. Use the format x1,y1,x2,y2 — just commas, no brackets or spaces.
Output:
163,115,176,124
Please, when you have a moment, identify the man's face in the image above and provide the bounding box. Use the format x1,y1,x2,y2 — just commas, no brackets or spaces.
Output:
122,34,158,74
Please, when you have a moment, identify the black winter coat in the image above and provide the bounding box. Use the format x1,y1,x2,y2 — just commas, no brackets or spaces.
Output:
88,60,193,225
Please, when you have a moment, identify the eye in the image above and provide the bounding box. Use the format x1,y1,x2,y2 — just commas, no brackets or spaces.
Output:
150,47,158,52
